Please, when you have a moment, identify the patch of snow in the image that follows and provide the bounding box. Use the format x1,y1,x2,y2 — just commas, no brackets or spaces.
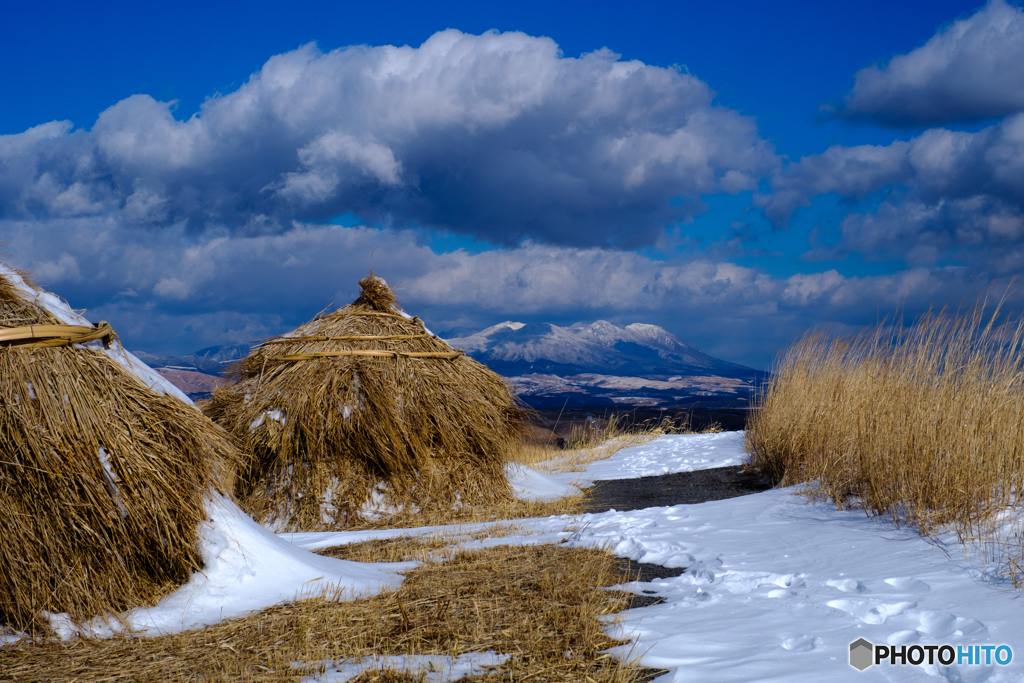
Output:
249,408,286,431
505,462,582,502
320,477,341,525
47,493,413,638
303,651,510,682
394,308,435,336
358,484,405,520
0,627,24,646
96,447,127,518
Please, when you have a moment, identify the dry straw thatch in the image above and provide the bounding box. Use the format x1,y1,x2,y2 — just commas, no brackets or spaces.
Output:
205,273,523,530
0,268,239,632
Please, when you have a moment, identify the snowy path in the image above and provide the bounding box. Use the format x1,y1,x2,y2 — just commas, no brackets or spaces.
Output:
288,432,1024,683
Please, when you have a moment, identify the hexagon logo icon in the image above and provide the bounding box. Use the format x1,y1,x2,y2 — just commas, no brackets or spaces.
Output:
849,638,874,671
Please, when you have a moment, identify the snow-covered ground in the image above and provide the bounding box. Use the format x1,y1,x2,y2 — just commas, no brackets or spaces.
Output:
560,430,748,484
289,433,1024,683
503,430,749,500
310,652,510,682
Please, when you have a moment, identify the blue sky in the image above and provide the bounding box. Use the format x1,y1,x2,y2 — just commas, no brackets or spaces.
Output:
2,0,1022,369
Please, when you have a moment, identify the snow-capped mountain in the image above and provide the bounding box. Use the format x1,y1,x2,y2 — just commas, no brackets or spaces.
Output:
444,321,755,379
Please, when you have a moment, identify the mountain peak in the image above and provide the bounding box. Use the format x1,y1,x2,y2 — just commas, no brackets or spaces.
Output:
446,320,754,379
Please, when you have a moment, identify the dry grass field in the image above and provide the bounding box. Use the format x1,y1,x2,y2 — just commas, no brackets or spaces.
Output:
746,304,1024,584
1,542,660,682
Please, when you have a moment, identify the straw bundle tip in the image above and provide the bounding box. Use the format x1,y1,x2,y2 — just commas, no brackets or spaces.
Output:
354,270,399,312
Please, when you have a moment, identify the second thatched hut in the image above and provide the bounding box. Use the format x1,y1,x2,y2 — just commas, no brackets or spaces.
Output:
206,274,523,530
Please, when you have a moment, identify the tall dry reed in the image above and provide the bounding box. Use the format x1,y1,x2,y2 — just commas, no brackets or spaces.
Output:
746,304,1024,578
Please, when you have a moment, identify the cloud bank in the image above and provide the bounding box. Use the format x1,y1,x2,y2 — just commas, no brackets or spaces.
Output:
4,215,1004,369
761,112,1024,272
0,29,774,248
835,0,1024,126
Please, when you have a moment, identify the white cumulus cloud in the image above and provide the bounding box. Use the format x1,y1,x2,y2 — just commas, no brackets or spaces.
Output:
0,29,776,248
835,0,1024,126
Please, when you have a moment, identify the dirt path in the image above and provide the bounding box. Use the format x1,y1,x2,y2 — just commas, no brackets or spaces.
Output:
584,465,771,514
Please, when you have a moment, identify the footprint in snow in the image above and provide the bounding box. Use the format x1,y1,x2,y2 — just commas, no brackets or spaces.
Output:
781,634,822,652
885,576,931,593
826,598,917,625
916,610,988,638
887,630,921,645
826,578,869,593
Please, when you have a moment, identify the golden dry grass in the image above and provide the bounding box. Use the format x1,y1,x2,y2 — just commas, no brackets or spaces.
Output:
205,274,524,532
746,304,1024,582
0,543,662,683
0,270,241,632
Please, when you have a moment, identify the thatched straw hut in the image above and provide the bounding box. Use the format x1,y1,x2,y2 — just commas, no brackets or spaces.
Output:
205,274,522,530
0,264,239,632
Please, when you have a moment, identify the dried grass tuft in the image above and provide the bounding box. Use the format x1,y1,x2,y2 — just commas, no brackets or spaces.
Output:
353,271,398,311
0,270,241,632
205,274,524,531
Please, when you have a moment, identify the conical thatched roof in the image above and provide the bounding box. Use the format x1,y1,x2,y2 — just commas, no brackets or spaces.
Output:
0,264,240,632
205,273,523,530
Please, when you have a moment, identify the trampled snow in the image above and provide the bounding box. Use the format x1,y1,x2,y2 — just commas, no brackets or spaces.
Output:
48,494,412,638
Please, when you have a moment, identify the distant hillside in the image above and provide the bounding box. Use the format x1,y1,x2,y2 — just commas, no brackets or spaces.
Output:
133,344,251,375
132,344,251,400
444,321,757,379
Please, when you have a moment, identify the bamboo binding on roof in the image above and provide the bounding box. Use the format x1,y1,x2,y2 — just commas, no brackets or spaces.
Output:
204,272,523,531
0,266,241,633
0,321,114,347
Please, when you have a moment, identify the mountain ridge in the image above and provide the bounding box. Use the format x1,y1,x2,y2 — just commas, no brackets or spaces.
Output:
134,321,761,407
444,320,756,379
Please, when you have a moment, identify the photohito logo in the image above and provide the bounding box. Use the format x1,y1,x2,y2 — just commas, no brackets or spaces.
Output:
849,638,1013,671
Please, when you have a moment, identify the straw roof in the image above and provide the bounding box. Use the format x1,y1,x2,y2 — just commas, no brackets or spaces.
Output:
205,274,523,530
0,266,240,632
